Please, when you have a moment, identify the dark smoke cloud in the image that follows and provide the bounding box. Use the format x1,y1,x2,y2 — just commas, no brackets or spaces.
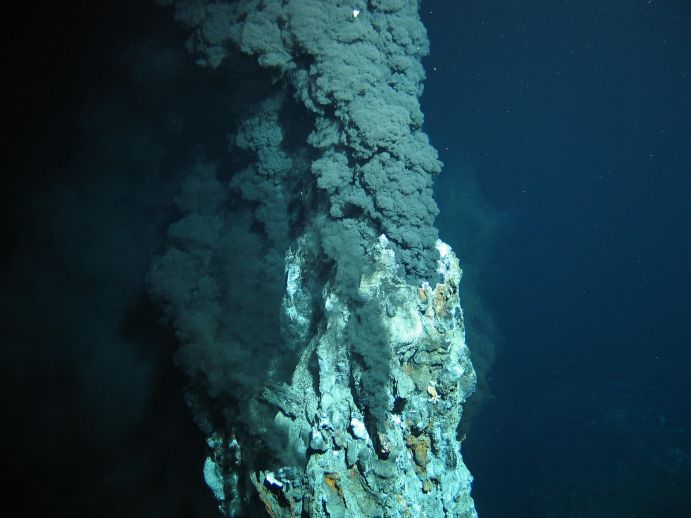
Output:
161,0,443,281
142,4,456,478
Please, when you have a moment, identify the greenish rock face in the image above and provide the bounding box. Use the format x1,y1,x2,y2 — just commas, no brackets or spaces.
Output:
260,235,477,517
194,236,477,517
150,1,478,516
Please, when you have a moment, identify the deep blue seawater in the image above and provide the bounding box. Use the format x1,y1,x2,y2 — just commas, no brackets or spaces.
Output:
2,1,689,517
423,1,691,516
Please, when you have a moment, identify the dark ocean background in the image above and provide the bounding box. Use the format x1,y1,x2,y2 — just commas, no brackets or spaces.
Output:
2,1,689,517
423,2,691,516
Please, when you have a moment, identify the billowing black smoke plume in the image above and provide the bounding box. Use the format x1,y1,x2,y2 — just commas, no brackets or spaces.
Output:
149,0,443,452
146,2,477,515
157,0,442,277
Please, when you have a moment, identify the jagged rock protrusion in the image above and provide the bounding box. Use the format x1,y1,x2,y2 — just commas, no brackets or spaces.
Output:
239,235,477,517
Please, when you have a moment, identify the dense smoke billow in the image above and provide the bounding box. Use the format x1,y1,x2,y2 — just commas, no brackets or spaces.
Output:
162,0,443,280
146,0,453,466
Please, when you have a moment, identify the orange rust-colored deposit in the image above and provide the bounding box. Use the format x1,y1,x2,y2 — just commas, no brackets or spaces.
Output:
324,472,343,499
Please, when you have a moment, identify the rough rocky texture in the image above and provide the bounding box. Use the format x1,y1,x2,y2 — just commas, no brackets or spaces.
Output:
202,236,477,517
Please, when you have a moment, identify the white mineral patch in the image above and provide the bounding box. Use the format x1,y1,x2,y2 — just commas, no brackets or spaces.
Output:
285,305,308,327
310,428,327,451
388,306,422,345
203,457,225,501
285,261,301,297
451,364,465,378
283,252,309,330
376,234,396,267
265,471,283,488
436,239,451,258
350,417,368,440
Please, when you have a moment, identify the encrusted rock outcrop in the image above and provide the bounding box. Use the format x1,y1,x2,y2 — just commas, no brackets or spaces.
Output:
203,235,477,517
